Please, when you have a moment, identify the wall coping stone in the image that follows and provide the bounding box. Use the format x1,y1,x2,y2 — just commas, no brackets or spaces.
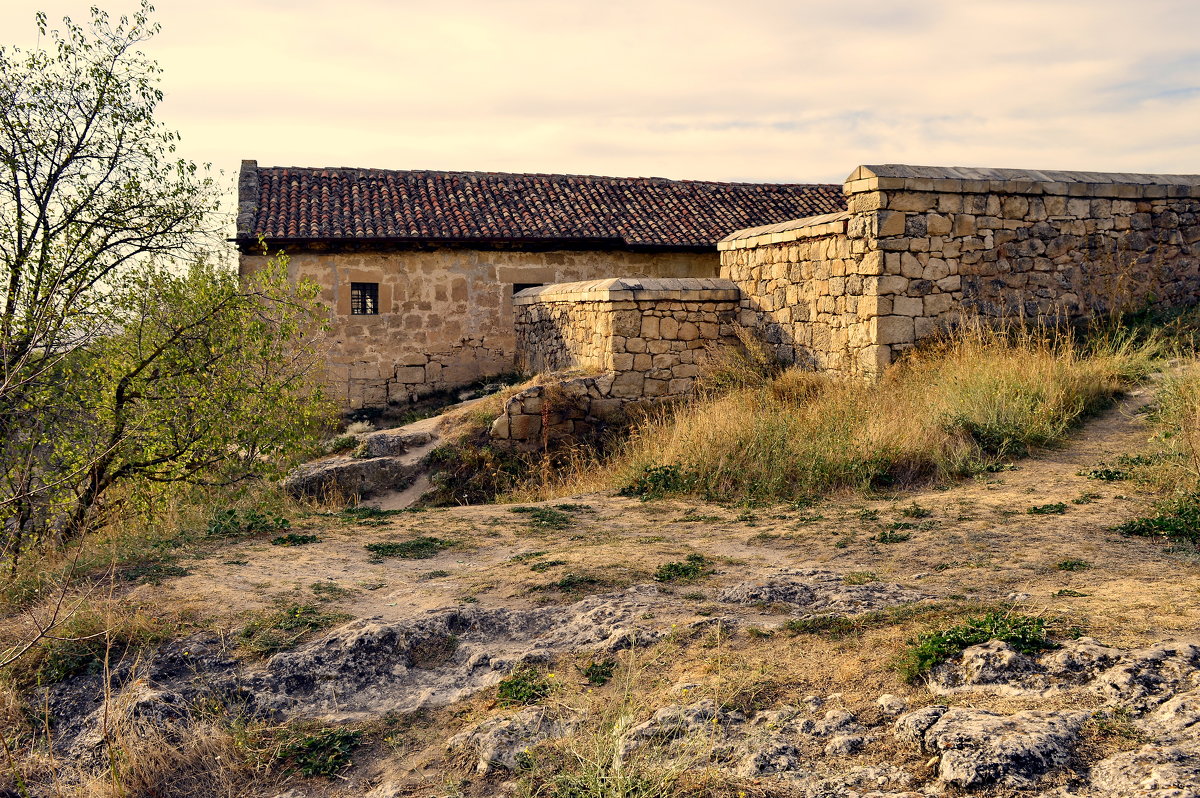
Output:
716,210,851,251
843,164,1200,197
513,277,740,305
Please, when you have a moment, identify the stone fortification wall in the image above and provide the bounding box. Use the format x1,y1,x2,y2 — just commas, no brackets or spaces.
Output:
720,165,1200,374
718,211,882,372
240,248,715,409
496,278,739,448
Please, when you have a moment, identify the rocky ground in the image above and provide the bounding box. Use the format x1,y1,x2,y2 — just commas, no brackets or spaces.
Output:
18,388,1200,796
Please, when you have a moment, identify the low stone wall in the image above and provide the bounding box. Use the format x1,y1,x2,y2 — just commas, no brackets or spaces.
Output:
514,278,739,401
720,165,1200,374
499,278,740,448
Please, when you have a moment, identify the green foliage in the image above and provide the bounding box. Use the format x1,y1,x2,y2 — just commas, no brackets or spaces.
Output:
784,615,857,637
534,572,603,593
530,559,568,572
843,571,878,585
364,536,451,560
899,503,933,518
121,561,190,584
619,464,694,501
580,658,617,686
876,529,912,543
1056,559,1091,571
1029,502,1068,515
240,603,348,656
271,533,319,547
326,434,360,453
653,554,709,582
898,612,1055,682
273,726,363,777
497,665,554,705
424,442,529,506
206,508,291,538
1115,495,1200,542
510,506,574,530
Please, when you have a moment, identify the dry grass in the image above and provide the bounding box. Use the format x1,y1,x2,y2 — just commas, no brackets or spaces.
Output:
523,323,1159,504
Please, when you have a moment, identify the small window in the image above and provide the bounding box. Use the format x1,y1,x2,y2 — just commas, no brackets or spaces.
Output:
350,282,379,315
512,283,543,295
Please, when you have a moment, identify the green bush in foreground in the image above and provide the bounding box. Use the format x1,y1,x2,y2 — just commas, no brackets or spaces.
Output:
898,612,1055,682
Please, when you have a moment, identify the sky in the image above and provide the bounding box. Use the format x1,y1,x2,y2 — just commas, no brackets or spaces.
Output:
2,0,1199,191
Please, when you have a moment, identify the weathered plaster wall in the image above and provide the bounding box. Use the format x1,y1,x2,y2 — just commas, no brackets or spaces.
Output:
240,248,715,408
720,166,1200,374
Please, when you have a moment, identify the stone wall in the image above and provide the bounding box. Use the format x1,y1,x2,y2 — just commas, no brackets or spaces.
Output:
495,278,740,448
720,165,1200,374
239,248,715,409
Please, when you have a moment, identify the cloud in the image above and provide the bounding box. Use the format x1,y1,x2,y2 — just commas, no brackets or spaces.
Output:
1,0,1198,186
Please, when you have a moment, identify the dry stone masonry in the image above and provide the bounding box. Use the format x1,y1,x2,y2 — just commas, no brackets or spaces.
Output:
495,278,739,447
720,165,1200,375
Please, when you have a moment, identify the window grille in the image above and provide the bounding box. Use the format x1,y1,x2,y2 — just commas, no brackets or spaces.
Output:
350,282,379,315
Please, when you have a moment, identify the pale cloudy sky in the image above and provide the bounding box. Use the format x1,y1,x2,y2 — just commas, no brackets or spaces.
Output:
2,0,1199,187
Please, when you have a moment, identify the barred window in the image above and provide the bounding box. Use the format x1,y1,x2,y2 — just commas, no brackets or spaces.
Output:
350,282,379,315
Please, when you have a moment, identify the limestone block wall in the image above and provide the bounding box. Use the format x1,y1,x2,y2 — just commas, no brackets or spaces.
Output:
497,278,740,448
239,248,715,409
718,211,882,372
720,166,1200,375
514,278,740,401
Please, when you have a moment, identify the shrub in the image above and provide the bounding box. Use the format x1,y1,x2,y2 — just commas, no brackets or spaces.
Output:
619,464,693,501
1056,559,1091,571
898,612,1055,682
207,509,289,538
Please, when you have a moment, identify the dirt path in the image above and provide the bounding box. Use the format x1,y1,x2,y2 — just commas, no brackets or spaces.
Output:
154,384,1200,649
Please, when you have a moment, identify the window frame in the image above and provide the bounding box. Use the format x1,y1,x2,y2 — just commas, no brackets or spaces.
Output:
350,281,380,315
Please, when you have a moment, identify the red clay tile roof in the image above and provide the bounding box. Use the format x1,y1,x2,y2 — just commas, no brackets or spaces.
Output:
236,162,845,250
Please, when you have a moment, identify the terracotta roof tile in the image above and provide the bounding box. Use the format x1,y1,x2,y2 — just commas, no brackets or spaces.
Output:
236,162,845,250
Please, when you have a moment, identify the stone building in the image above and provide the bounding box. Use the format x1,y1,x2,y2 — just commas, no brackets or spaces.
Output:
234,161,843,408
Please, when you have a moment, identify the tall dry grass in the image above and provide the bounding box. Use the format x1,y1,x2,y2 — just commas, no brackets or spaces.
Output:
526,323,1160,504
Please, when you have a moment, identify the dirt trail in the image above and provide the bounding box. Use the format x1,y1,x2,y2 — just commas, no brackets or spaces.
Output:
156,385,1200,648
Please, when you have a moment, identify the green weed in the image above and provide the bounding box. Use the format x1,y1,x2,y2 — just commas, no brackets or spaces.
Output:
498,665,554,705
364,536,451,560
271,532,319,546
1028,502,1068,515
898,612,1055,682
240,603,348,656
653,554,709,582
273,726,362,777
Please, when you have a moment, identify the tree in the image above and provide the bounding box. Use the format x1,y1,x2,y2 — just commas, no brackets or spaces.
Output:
0,5,333,567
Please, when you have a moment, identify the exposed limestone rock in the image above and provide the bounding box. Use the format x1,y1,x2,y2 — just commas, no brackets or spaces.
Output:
249,588,663,719
447,706,575,774
1071,742,1200,797
929,638,1200,707
897,706,1089,788
716,569,928,614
